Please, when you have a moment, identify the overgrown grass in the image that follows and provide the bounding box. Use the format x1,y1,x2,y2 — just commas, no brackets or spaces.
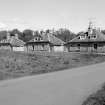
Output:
0,50,105,80
82,83,105,105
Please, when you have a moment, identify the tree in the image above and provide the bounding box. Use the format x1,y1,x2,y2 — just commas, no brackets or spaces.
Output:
54,28,76,42
10,29,23,40
22,29,34,42
34,30,40,36
45,29,50,33
77,31,85,36
0,31,7,41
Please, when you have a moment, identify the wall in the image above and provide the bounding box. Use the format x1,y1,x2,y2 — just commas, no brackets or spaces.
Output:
0,45,11,50
26,44,50,52
67,43,105,53
53,46,64,52
13,47,25,51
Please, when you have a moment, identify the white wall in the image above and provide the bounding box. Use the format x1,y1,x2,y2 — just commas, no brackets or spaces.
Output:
80,35,86,40
53,46,64,52
13,47,24,51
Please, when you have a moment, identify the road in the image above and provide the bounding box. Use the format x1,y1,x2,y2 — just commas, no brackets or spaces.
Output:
0,62,105,105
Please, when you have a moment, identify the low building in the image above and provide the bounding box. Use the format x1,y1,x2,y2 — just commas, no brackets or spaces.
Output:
26,32,65,52
25,33,50,52
47,33,65,52
66,22,105,52
0,32,25,51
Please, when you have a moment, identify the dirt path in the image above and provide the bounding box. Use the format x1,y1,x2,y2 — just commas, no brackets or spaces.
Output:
0,62,105,105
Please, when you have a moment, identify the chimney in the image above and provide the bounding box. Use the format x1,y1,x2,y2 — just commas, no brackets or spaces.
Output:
47,33,51,42
88,21,93,35
15,33,18,39
32,31,35,36
7,32,10,40
97,27,101,32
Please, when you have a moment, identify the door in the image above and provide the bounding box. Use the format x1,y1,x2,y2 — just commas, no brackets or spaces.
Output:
94,44,97,50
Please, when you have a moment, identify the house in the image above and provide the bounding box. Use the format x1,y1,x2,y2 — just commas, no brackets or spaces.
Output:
66,22,105,52
47,33,65,52
0,32,25,51
25,32,50,52
26,32,65,52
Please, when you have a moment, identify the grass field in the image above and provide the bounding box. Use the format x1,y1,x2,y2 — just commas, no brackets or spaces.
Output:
0,50,105,80
0,62,105,105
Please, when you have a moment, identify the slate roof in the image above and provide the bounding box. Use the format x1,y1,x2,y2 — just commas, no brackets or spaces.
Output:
0,37,25,47
27,32,65,46
68,29,105,43
28,34,48,43
47,33,65,45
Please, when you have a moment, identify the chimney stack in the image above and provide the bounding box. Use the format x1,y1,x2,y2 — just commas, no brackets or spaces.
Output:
15,33,18,39
7,32,10,40
47,33,51,42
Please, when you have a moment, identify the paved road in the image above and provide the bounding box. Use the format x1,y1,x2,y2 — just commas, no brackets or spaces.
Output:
0,63,105,105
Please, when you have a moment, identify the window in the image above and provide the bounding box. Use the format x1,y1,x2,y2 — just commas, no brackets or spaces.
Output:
40,37,43,41
85,32,88,36
91,35,97,39
94,44,97,50
33,37,38,41
94,36,96,38
77,44,80,49
80,35,86,40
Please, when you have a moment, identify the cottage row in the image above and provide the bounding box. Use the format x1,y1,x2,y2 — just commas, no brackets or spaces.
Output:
0,31,65,52
0,23,105,53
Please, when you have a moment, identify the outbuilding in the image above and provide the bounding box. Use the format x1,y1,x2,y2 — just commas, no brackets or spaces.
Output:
26,32,65,52
66,23,105,53
0,33,25,51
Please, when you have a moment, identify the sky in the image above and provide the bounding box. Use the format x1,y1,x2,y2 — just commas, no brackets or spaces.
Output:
0,0,105,33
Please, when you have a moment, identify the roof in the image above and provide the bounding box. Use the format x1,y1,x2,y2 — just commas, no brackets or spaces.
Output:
28,34,48,43
47,33,65,45
0,37,25,47
68,29,105,43
27,32,65,46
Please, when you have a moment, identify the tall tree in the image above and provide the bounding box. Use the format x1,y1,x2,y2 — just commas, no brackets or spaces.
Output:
0,31,7,41
22,29,34,42
54,28,76,42
10,29,23,40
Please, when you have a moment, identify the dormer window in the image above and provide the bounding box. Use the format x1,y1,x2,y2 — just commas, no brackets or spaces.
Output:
79,35,86,40
85,32,88,36
34,38,36,42
34,37,38,41
35,37,39,41
91,35,97,39
94,36,96,38
40,38,43,41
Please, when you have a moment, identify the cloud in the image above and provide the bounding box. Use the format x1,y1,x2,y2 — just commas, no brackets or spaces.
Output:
1,18,34,31
0,22,7,28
